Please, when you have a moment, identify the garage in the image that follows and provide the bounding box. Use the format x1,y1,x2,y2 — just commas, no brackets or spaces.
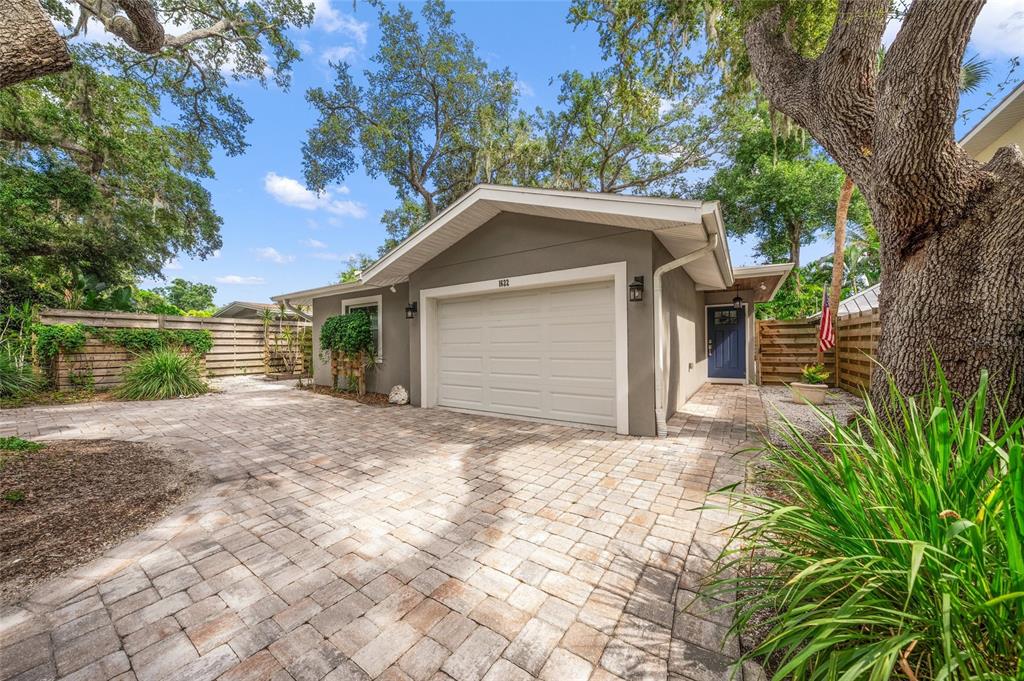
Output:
435,280,617,428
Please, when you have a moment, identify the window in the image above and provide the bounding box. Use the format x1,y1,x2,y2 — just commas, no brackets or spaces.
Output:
714,309,739,326
342,295,383,362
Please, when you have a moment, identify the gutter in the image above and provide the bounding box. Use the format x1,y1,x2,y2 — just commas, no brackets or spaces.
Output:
653,233,719,437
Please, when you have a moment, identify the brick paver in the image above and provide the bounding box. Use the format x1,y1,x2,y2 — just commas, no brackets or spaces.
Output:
0,379,765,680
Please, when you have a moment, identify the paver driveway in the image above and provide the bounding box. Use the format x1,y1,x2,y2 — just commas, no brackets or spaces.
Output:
1,379,766,681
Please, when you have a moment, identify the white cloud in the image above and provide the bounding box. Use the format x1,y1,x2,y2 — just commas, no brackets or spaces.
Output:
302,238,328,248
263,172,367,218
312,0,369,43
310,252,343,261
216,275,265,285
516,80,535,98
211,249,222,259
884,0,1024,57
969,0,1024,57
254,246,295,264
164,258,183,271
321,45,358,64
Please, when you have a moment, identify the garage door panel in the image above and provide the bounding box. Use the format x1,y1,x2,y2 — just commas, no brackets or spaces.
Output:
549,358,615,379
436,280,617,428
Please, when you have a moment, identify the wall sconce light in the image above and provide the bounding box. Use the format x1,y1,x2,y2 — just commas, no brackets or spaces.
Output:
732,295,743,309
405,302,418,319
628,276,644,302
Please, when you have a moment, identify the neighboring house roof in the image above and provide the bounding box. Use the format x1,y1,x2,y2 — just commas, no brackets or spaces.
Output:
213,301,293,317
959,79,1024,159
809,283,880,320
274,184,735,305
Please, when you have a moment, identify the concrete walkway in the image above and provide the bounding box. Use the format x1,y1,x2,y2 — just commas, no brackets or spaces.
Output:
1,379,766,681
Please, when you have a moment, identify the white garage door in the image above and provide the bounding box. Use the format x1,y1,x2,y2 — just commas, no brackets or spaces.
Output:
436,280,617,427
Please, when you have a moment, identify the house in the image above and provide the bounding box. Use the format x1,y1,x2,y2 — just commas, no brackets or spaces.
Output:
809,283,879,320
959,79,1024,162
274,185,792,436
213,301,307,320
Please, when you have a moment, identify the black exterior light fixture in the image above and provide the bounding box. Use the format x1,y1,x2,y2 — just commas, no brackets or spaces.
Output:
405,301,418,319
628,276,645,302
732,295,744,309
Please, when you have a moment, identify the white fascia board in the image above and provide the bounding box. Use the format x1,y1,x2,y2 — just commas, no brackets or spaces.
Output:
701,201,734,288
360,184,710,286
959,80,1024,153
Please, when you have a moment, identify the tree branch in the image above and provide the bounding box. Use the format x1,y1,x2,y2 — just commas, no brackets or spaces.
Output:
0,0,73,88
77,0,164,53
745,0,888,186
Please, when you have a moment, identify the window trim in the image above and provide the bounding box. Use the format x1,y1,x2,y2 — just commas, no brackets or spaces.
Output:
342,294,383,363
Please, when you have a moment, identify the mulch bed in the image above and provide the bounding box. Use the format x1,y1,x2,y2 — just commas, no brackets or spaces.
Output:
300,384,394,406
0,440,202,604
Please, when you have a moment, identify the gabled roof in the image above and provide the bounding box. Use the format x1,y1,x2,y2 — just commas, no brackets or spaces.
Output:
274,184,735,304
213,301,278,317
362,185,732,287
959,80,1024,158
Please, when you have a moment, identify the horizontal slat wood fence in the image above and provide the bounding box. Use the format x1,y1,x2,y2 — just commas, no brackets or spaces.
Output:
40,309,311,391
756,310,880,393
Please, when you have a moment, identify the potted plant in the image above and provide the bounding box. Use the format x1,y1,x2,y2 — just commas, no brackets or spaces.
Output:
790,363,830,405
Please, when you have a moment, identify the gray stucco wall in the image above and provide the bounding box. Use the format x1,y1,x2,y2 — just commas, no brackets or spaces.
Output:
406,212,661,436
654,240,707,419
705,288,756,384
311,283,411,394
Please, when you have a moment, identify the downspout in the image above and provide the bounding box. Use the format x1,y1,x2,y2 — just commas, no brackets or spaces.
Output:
653,233,719,437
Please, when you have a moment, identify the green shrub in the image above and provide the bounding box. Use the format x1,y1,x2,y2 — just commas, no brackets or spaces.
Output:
93,327,214,356
115,349,209,400
799,362,830,384
34,323,87,362
320,310,375,360
0,437,43,452
712,365,1023,679
0,352,41,397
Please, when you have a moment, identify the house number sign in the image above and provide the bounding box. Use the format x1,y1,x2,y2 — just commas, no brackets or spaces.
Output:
497,278,510,288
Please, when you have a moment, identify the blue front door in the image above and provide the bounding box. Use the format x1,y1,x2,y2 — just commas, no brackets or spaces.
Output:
707,305,746,379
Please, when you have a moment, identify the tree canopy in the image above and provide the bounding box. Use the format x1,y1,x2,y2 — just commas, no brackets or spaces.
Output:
304,0,529,221
699,106,870,275
1,63,221,308
150,278,216,312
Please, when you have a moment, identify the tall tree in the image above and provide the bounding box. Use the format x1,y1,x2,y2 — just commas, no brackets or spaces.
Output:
1,63,221,307
1,0,312,130
575,0,1024,413
539,69,720,193
304,0,528,220
699,107,869,281
150,278,216,312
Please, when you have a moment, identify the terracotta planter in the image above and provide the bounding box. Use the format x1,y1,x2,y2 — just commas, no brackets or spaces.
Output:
790,382,828,405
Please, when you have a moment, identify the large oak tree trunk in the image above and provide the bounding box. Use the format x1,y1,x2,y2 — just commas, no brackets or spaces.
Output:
0,0,72,88
745,0,1024,416
875,148,1024,409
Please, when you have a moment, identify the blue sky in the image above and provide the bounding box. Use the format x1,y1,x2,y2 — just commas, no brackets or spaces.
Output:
126,0,1024,306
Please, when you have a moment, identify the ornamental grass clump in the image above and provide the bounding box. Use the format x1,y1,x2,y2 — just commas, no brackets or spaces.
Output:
115,349,208,400
711,364,1023,680
0,352,41,398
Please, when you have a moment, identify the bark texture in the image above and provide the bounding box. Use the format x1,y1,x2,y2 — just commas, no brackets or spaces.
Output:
746,0,1024,414
0,0,72,88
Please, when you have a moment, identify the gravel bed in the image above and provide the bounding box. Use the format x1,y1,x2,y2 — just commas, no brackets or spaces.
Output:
760,384,864,446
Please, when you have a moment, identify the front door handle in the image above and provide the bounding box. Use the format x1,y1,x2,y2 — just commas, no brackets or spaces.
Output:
707,339,713,355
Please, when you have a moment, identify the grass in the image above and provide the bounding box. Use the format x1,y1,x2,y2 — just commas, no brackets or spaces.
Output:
710,365,1024,680
0,437,44,452
0,352,41,398
115,349,209,400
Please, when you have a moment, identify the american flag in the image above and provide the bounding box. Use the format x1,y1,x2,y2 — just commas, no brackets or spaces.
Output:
818,290,835,352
